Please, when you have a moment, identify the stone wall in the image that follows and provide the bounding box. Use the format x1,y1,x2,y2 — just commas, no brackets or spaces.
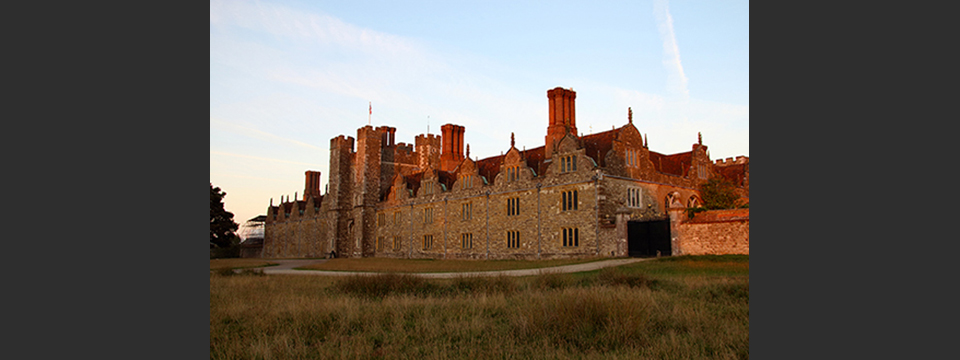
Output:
675,209,749,255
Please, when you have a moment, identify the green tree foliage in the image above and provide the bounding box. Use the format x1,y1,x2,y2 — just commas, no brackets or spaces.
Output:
698,177,741,210
210,183,240,249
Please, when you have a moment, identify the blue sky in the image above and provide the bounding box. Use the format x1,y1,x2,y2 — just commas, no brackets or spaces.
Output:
210,0,749,231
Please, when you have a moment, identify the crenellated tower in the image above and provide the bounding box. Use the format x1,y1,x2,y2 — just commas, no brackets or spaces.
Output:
415,133,441,171
327,134,355,257
353,125,384,257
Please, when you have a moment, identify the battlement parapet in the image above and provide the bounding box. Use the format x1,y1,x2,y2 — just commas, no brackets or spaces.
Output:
415,133,441,147
715,156,749,166
331,135,355,152
396,142,414,153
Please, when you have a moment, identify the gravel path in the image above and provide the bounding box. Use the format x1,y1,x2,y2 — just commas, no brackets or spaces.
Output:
257,258,650,278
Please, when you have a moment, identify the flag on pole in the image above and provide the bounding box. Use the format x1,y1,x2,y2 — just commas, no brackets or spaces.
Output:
368,101,371,125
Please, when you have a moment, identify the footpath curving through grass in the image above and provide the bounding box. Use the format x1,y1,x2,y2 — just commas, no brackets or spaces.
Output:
296,257,606,273
211,255,748,359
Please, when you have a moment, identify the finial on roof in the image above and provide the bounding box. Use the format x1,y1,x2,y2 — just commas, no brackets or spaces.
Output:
698,132,702,145
295,192,298,201
466,144,470,158
644,134,648,148
270,198,273,206
511,132,515,148
628,107,633,124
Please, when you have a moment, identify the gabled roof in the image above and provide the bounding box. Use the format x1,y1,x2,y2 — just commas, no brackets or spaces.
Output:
404,171,423,196
437,170,457,190
476,153,505,183
401,169,457,196
523,146,545,176
581,128,618,167
649,151,692,177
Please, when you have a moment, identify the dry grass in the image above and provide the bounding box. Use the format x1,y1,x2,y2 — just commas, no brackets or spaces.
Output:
297,257,605,273
209,258,279,270
210,256,748,359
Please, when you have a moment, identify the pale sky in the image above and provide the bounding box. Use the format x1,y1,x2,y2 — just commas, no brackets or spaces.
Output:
210,0,749,233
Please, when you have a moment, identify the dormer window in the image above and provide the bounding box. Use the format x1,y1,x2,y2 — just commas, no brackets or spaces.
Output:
422,182,438,195
560,155,577,173
459,174,474,190
506,165,521,181
626,149,637,167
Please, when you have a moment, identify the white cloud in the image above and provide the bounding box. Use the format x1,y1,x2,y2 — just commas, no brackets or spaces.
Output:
654,0,689,99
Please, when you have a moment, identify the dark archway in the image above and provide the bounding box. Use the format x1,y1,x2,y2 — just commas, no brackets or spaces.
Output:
627,219,671,257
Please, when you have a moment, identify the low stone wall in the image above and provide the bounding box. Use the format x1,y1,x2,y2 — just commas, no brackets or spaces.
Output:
675,209,749,255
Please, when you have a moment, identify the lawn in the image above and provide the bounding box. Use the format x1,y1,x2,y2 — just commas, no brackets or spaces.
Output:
296,257,607,273
210,255,748,359
209,258,279,270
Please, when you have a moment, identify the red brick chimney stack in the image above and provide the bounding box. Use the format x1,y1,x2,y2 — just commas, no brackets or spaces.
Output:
545,87,578,158
440,123,465,172
304,170,322,200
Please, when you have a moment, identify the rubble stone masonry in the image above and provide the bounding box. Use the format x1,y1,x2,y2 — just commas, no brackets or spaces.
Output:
262,87,749,259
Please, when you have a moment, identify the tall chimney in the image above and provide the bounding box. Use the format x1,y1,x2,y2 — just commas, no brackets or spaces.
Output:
440,124,465,172
545,87,578,158
304,170,321,200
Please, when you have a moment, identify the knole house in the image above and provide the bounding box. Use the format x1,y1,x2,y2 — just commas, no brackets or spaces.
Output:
262,87,749,259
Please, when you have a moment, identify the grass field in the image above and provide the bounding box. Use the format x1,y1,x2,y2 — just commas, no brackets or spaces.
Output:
296,257,607,273
209,258,279,270
210,255,748,359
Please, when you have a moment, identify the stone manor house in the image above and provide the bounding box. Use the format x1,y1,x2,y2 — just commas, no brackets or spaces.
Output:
262,87,749,259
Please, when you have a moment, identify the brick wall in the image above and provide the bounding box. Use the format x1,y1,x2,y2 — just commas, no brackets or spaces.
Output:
675,209,749,255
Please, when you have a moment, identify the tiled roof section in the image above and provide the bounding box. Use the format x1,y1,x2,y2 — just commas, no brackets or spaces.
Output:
649,151,693,177
404,171,423,196
437,170,457,191
581,129,618,167
523,146,545,176
401,170,458,195
715,163,748,186
476,154,505,183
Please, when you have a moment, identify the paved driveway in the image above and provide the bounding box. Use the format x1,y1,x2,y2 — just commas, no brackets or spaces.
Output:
256,258,650,278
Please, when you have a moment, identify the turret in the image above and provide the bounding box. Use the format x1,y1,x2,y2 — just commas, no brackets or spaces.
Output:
415,133,441,170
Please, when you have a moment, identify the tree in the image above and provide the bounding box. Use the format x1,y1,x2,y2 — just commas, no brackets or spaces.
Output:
210,183,240,249
698,177,741,210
